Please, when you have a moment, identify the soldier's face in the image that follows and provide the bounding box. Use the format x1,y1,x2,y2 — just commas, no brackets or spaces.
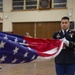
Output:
61,19,70,30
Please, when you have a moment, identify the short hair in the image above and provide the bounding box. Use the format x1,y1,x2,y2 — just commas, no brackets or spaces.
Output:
61,16,69,21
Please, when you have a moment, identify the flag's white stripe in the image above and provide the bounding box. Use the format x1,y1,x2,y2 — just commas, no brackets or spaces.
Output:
44,41,64,59
43,47,58,54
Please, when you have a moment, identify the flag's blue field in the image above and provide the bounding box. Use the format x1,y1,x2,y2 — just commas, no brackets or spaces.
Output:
0,32,38,64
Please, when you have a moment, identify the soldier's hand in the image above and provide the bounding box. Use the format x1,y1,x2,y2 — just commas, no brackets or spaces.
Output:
25,32,32,38
62,38,69,47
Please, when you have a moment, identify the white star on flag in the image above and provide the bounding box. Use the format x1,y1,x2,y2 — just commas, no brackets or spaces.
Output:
0,55,6,62
14,37,18,42
24,52,28,57
27,47,32,51
4,35,8,39
12,59,17,63
13,47,19,54
20,61,25,64
0,41,6,48
31,55,35,60
23,40,26,43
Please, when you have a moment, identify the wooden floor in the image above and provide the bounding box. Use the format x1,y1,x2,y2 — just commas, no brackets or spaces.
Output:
0,59,56,75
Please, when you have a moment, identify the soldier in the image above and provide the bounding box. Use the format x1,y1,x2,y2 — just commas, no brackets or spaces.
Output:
53,16,75,75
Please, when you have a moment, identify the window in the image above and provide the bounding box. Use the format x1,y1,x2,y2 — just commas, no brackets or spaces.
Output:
12,0,24,10
52,0,67,8
0,0,3,11
26,0,37,10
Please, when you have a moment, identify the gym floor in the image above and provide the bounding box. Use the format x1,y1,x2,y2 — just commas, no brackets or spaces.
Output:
0,59,56,75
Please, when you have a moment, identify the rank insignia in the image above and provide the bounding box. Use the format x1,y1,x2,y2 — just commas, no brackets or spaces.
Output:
69,33,74,38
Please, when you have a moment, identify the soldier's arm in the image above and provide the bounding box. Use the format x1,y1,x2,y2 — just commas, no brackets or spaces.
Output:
53,32,58,39
69,31,75,48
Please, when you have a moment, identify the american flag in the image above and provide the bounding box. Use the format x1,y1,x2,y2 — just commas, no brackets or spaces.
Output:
0,32,63,64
